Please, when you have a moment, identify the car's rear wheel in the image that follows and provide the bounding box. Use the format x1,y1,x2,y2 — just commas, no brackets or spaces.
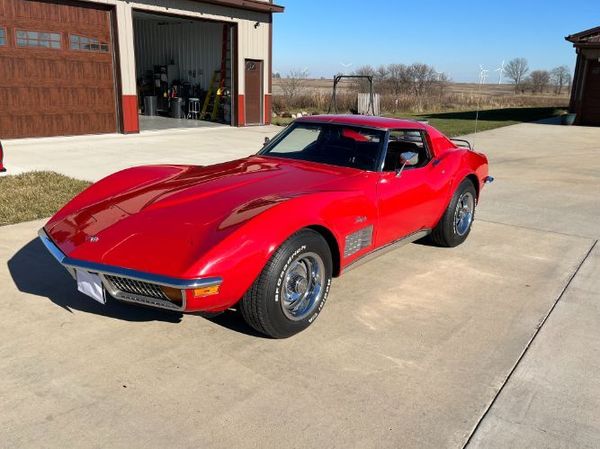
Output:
240,229,332,338
431,178,477,247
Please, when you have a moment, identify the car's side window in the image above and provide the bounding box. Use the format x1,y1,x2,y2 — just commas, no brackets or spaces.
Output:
382,129,432,172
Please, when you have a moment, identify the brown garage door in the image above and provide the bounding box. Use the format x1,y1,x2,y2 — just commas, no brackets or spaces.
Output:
0,0,118,139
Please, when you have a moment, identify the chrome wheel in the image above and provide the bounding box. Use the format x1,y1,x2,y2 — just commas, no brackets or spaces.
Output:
281,252,325,321
454,191,474,236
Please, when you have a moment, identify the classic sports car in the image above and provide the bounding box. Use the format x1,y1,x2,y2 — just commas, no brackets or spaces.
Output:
40,115,491,338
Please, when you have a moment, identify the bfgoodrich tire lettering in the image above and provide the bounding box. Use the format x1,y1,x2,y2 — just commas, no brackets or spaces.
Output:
240,229,332,338
431,178,477,247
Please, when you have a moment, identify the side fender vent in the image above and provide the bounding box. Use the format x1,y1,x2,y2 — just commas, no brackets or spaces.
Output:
344,225,373,258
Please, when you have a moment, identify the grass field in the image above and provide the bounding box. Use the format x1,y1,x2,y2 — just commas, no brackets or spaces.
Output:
396,107,567,137
273,106,567,137
0,172,90,226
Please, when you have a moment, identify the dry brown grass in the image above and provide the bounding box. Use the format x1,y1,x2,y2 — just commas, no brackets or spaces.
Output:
0,171,90,226
272,79,569,114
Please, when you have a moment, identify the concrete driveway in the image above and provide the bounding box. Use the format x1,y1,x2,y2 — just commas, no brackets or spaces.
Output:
0,122,599,448
2,125,280,181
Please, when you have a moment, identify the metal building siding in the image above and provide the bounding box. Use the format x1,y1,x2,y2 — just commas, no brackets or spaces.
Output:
237,19,270,94
133,18,223,91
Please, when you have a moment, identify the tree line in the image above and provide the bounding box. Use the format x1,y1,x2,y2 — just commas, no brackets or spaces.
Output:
349,63,449,98
504,58,571,94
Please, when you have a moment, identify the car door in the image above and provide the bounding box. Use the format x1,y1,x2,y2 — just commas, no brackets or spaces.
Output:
375,129,450,247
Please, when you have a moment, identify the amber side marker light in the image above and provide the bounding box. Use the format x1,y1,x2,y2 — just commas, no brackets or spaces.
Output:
192,285,220,298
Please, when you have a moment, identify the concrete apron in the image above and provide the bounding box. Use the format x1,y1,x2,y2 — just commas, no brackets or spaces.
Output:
466,243,600,449
0,217,593,449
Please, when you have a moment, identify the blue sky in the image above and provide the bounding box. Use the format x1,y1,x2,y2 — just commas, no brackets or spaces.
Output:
272,0,599,82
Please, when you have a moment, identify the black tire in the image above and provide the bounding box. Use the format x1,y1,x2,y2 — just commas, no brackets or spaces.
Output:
240,229,333,338
431,178,477,247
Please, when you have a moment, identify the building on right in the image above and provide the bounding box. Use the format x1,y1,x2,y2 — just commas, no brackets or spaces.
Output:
566,26,600,126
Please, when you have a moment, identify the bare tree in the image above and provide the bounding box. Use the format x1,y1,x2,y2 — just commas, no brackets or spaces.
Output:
504,58,529,92
551,65,572,95
528,70,551,93
375,65,388,81
374,65,389,92
387,63,411,96
352,65,376,92
280,68,308,104
408,63,438,97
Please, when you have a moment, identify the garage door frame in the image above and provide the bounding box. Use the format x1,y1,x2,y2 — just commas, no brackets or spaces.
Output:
131,7,239,127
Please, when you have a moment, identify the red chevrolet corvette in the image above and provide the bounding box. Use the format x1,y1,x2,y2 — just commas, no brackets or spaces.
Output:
40,115,492,338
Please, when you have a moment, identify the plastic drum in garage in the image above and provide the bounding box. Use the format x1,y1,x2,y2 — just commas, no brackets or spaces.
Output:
144,96,158,116
170,98,185,119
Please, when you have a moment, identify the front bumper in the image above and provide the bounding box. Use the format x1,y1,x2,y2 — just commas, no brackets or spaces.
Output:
38,228,222,312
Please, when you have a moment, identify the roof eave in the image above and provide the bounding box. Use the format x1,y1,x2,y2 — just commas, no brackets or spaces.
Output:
565,25,600,44
193,0,284,13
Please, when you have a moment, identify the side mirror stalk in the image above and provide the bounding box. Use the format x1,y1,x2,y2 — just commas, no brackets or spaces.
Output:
395,162,408,178
395,151,419,177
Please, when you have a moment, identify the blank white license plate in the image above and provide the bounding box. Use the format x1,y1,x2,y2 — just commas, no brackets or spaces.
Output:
76,270,106,304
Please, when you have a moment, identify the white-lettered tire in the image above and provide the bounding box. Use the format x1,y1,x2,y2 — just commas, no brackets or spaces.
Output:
431,178,477,247
240,229,332,338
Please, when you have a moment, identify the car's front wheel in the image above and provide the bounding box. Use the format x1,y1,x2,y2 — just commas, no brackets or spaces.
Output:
431,178,477,247
240,229,332,338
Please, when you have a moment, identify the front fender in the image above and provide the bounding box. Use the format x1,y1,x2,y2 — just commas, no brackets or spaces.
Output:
185,189,377,311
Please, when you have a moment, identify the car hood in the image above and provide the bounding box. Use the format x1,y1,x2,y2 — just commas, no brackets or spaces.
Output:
45,156,359,277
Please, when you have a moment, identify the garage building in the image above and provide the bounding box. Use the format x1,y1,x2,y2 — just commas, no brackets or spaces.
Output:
0,0,283,139
566,26,600,126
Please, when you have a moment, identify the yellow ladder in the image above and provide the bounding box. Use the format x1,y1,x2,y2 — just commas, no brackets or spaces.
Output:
201,24,229,121
201,70,220,120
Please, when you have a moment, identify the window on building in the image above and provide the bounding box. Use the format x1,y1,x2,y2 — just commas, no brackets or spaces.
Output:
70,34,109,52
0,27,6,46
16,30,61,49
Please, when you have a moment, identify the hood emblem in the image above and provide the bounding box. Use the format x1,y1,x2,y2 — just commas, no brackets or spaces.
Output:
86,235,100,243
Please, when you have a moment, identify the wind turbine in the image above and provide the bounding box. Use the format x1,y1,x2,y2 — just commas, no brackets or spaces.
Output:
340,62,353,69
474,65,490,144
494,60,505,85
479,65,490,85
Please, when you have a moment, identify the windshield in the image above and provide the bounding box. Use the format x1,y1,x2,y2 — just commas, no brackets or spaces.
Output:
260,123,385,171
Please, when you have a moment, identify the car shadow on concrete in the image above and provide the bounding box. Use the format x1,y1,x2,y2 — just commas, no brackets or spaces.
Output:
7,238,185,323
8,238,264,336
200,311,268,338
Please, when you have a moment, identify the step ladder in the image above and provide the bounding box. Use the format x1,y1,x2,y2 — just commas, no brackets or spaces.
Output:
201,24,231,121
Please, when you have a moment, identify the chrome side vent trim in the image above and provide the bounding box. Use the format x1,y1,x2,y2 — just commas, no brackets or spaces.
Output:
344,225,373,258
344,229,431,273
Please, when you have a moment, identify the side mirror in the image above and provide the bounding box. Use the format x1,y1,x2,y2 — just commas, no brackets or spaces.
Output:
400,151,419,166
396,151,419,177
263,137,271,147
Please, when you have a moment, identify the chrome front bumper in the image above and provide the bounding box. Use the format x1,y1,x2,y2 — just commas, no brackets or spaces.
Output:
38,228,222,311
